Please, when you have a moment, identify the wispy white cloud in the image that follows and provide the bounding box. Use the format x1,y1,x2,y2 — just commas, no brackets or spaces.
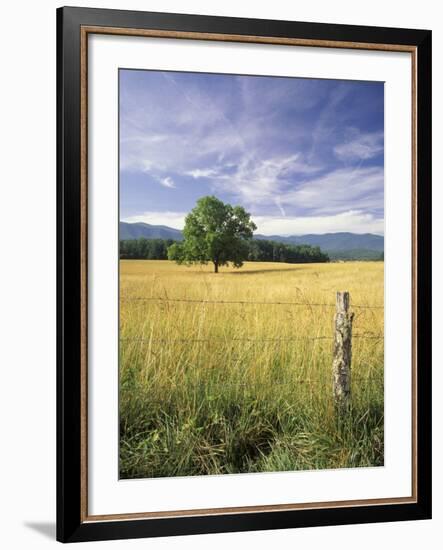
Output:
186,168,220,179
193,153,323,213
275,197,286,217
334,130,384,161
280,166,384,215
159,176,176,188
192,160,383,218
308,83,351,162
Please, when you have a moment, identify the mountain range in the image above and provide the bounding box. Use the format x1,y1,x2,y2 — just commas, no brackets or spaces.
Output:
120,221,384,260
120,221,183,241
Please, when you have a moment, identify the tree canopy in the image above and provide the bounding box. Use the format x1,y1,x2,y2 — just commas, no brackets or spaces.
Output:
167,196,257,273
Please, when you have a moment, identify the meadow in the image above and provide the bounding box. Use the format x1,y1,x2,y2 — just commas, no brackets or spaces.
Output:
119,260,384,479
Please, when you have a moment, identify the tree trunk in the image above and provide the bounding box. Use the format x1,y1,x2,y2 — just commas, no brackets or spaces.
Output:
214,261,219,273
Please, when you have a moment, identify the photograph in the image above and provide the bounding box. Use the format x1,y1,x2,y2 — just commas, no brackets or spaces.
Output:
118,69,385,480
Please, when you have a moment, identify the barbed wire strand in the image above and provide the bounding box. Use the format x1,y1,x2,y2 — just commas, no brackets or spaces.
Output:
120,296,383,309
120,334,383,344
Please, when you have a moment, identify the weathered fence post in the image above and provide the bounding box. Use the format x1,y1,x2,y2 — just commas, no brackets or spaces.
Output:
332,291,354,412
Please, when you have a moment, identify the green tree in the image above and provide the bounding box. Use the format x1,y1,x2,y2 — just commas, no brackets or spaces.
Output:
167,196,256,273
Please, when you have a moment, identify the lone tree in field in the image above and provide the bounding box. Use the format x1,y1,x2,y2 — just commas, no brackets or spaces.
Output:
168,196,256,273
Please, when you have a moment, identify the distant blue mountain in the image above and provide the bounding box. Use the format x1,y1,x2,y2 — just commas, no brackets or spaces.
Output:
254,232,384,252
120,222,383,259
120,222,183,241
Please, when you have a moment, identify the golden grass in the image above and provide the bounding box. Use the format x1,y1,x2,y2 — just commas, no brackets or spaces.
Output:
119,260,384,478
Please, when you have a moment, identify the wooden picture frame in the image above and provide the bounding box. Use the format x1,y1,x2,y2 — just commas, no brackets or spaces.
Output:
57,6,432,543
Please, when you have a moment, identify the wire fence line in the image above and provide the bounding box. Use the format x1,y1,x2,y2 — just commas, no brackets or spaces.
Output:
120,296,384,309
121,336,332,343
120,294,383,356
120,334,383,344
119,290,383,407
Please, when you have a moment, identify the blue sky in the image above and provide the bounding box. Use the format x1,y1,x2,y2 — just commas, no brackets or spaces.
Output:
120,69,384,235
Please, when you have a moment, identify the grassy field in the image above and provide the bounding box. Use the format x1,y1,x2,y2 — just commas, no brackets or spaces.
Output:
119,260,384,479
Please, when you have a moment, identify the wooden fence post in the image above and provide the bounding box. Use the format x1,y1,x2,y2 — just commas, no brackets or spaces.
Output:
332,291,354,411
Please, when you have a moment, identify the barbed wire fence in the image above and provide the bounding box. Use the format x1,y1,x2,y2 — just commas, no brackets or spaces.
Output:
120,291,384,412
120,295,384,309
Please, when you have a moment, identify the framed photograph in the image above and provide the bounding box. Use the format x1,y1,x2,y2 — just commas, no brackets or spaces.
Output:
57,6,432,543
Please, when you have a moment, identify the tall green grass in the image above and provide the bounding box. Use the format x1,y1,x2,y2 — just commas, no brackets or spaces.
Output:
119,260,384,479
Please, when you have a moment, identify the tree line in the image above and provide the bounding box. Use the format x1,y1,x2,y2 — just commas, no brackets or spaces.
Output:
120,238,175,260
248,239,329,263
120,237,329,263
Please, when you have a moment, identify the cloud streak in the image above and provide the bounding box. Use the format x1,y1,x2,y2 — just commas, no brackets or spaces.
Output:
159,176,176,189
334,130,384,162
